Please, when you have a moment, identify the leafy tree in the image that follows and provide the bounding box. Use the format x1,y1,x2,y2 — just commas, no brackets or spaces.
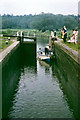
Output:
2,13,78,31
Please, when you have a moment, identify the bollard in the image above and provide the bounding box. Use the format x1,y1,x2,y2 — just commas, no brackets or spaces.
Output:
27,32,29,36
34,33,35,37
8,37,10,40
6,41,8,44
17,32,19,37
21,31,23,37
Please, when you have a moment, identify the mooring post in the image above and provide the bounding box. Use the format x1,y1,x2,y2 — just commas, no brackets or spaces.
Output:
34,33,35,37
21,31,23,42
27,32,29,37
17,32,21,41
20,31,24,43
17,32,19,37
21,31,23,37
34,33,36,42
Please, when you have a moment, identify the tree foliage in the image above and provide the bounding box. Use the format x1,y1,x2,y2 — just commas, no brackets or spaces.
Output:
2,13,78,31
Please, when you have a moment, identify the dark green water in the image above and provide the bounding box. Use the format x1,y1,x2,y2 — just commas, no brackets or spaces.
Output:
2,37,79,119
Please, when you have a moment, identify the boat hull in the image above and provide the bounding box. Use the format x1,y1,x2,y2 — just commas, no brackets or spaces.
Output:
39,55,50,62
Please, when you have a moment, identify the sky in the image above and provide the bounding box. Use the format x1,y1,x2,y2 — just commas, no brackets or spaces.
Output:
0,0,79,15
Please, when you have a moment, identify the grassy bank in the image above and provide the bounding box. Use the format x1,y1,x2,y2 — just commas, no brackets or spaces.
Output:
0,37,13,52
1,29,51,37
61,41,78,51
57,30,79,52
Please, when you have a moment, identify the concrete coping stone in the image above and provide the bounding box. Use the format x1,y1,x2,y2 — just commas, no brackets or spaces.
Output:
0,41,20,63
55,39,79,64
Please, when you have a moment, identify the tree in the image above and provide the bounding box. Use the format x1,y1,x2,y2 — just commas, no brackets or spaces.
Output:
2,13,78,30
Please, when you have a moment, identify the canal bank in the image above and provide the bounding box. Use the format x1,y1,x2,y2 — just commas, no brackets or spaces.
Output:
0,41,20,64
54,38,79,65
51,38,80,118
0,40,20,119
53,38,80,119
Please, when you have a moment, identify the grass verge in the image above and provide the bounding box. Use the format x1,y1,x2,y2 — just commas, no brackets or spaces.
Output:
0,37,13,52
61,41,78,51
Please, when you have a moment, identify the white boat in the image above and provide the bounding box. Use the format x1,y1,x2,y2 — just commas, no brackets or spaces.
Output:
39,55,50,61
37,46,54,62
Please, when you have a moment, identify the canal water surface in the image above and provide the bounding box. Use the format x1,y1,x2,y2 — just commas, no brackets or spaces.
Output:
2,37,79,119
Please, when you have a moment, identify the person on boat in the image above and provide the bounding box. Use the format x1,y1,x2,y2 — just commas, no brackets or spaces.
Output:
45,47,49,56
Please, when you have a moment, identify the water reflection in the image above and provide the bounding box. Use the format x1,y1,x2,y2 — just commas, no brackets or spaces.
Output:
37,39,79,119
37,36,49,50
2,42,37,119
20,43,37,72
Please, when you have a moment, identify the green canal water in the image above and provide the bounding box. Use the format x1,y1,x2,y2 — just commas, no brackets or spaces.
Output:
2,37,79,119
